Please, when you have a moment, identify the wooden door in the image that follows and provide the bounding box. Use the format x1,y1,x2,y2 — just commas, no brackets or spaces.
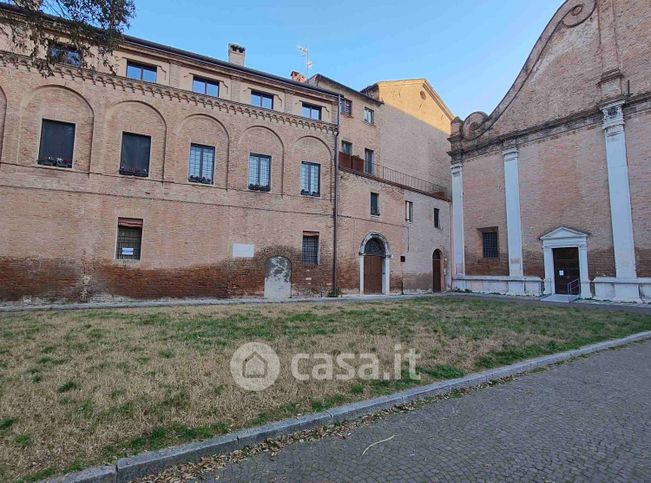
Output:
432,252,442,293
364,255,383,294
553,247,580,294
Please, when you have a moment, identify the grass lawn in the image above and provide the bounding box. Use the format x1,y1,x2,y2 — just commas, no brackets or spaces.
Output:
1,296,650,481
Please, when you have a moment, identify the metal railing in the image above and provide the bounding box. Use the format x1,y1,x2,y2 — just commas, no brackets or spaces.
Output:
567,278,581,296
338,152,447,197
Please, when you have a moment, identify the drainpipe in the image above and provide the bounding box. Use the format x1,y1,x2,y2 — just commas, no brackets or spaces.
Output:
332,94,341,295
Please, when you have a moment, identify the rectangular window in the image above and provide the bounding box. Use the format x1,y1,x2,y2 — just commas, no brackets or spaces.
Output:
126,61,157,83
405,201,413,223
120,132,151,177
302,103,322,121
370,192,380,216
116,218,143,260
300,162,321,197
340,98,352,116
251,90,274,109
248,154,271,191
482,230,499,258
341,141,353,155
192,76,219,97
364,148,374,174
434,208,440,228
47,44,81,67
364,107,375,124
302,233,319,265
188,144,215,184
38,119,75,168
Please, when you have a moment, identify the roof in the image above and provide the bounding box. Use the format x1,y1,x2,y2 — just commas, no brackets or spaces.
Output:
362,78,455,120
122,36,338,98
308,74,383,105
0,3,338,99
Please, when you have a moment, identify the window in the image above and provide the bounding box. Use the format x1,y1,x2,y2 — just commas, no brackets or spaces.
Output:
47,44,81,67
364,107,375,124
116,218,143,260
38,120,75,168
302,103,322,121
300,162,320,196
120,133,151,177
482,230,499,258
434,208,440,228
370,192,380,216
341,141,353,155
251,90,273,109
340,98,352,116
188,144,215,184
126,61,157,83
405,201,413,223
248,154,271,191
192,76,219,97
364,149,374,174
302,233,319,265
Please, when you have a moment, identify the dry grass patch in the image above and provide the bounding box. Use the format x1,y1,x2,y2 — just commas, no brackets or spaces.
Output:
1,297,650,481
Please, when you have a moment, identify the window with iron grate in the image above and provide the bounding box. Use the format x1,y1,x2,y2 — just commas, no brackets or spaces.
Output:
116,218,143,260
482,230,499,258
302,233,319,265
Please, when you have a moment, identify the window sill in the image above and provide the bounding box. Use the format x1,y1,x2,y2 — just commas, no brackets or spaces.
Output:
300,191,321,198
249,185,271,192
119,168,149,178
371,213,381,218
37,159,72,169
188,176,213,185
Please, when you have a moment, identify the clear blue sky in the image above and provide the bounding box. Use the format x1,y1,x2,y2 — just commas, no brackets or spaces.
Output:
125,0,565,119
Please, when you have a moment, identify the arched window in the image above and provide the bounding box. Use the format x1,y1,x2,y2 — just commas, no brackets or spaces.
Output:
433,249,442,260
364,238,386,256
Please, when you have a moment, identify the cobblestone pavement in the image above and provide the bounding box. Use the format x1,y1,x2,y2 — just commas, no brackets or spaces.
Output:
206,340,651,482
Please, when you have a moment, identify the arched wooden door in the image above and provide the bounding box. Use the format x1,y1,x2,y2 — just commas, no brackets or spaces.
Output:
432,250,442,293
363,237,385,294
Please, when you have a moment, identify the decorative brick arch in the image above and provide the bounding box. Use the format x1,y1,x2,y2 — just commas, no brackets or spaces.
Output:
105,100,167,178
19,85,94,171
177,114,230,186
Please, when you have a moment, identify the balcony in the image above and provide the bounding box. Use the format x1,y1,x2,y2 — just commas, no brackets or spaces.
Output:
338,152,447,199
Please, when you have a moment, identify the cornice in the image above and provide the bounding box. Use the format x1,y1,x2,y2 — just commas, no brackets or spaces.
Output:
0,52,339,136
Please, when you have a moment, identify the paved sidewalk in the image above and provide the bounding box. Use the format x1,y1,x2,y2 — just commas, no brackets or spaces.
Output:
205,339,651,482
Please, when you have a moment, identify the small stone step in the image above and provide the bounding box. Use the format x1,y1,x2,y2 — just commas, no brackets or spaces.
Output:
541,294,580,303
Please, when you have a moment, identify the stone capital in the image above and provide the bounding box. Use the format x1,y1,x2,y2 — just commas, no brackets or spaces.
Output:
601,100,625,132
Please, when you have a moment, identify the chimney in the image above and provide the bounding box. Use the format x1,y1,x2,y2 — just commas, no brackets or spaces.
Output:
228,44,246,66
291,71,306,83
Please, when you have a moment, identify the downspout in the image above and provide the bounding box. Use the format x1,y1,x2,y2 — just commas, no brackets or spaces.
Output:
332,94,341,295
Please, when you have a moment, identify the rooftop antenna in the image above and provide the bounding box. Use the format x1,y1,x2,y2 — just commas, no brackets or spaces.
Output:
298,45,313,73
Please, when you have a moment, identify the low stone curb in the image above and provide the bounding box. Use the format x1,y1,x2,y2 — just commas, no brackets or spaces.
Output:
45,330,651,483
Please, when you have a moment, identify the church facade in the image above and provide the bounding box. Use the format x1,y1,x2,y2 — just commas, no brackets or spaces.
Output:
449,0,651,302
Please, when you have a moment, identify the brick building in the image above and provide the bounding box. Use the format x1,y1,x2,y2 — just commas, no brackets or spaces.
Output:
0,6,453,302
308,75,452,295
449,0,651,303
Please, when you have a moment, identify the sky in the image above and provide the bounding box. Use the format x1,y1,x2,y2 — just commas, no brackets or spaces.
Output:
125,0,565,119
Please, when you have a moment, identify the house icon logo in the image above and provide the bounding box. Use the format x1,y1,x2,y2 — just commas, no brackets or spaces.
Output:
230,342,280,391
